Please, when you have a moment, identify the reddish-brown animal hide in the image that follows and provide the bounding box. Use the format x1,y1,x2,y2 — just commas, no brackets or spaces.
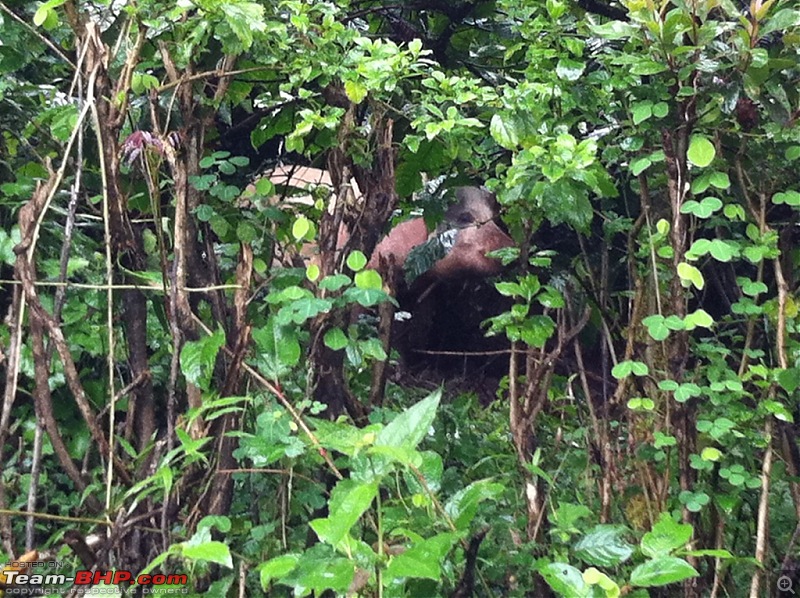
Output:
369,187,513,283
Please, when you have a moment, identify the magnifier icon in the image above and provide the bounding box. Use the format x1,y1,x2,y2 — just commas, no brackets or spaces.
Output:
779,575,795,594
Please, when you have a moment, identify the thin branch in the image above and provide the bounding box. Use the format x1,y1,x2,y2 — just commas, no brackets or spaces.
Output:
0,1,76,68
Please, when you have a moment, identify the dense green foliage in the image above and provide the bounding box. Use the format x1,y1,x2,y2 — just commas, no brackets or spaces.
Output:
2,0,800,596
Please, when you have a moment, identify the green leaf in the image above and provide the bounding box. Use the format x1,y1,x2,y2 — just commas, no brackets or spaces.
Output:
323,328,348,351
376,389,441,449
687,135,716,168
641,514,693,558
683,309,714,329
310,480,378,546
772,190,800,206
490,113,520,149
632,101,653,125
642,315,670,341
681,197,722,218
354,269,383,290
778,368,800,393
584,567,621,596
611,360,649,379
220,1,267,51
539,563,587,596
573,525,634,567
677,262,704,290
252,318,302,378
630,557,698,587
674,383,702,403
652,102,669,118
344,80,368,104
260,554,300,589
182,541,233,568
319,274,351,291
292,216,311,241
760,8,800,37
444,479,504,530
385,532,460,581
701,447,722,461
346,250,368,271
630,156,652,176
556,59,585,81
630,59,668,75
180,329,226,389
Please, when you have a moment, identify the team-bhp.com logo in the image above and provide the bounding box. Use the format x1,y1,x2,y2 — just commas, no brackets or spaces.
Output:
1,554,187,595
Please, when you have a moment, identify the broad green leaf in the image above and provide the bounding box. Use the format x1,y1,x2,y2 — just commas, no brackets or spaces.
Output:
687,135,715,167
539,563,588,596
677,262,704,290
385,532,459,581
180,329,226,389
556,59,585,81
260,554,300,589
760,8,800,36
772,190,800,206
319,274,351,291
344,80,368,104
292,216,311,241
354,269,382,290
444,479,504,530
778,368,800,393
652,102,669,118
346,250,368,271
630,557,698,587
630,156,651,176
683,309,714,329
182,541,233,568
310,480,378,546
376,389,441,449
323,327,348,351
642,315,670,341
573,525,634,567
701,447,722,461
641,513,692,557
611,360,649,379
632,102,653,125
252,318,301,378
490,113,520,149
